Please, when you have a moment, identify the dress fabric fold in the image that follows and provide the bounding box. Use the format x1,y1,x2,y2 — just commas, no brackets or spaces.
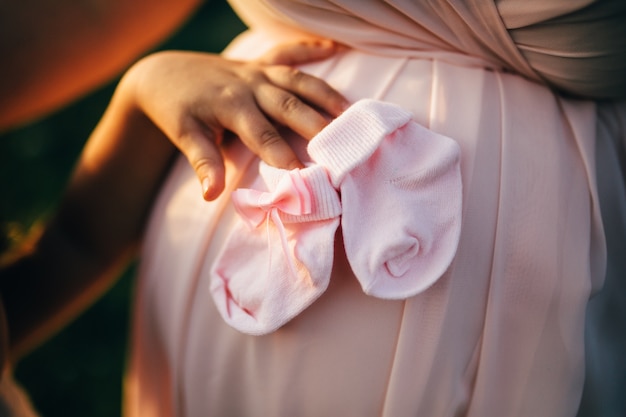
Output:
123,1,626,416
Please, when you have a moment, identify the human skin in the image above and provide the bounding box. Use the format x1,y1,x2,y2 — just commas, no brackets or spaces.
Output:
0,40,349,363
0,0,202,130
0,0,201,382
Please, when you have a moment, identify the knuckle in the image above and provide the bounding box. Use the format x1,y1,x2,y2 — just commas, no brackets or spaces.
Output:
270,65,305,84
217,84,248,103
278,94,302,114
285,66,306,85
258,129,283,149
192,156,220,173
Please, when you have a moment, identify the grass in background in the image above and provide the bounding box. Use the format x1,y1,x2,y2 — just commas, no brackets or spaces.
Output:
0,1,245,416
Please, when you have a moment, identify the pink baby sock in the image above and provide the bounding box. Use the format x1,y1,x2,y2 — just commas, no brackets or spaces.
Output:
308,99,462,299
210,162,341,335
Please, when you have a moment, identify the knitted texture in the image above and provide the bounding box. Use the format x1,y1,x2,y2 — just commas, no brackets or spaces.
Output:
308,99,462,299
211,99,462,334
210,162,341,335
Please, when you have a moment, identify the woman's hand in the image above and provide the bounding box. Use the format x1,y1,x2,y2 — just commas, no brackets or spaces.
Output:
121,39,349,200
0,40,348,359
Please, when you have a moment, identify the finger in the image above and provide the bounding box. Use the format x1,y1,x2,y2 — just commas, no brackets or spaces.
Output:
174,124,226,201
221,106,304,170
254,84,330,140
263,65,350,118
258,39,338,66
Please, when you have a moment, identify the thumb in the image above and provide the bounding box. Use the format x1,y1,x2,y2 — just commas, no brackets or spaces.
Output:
258,39,341,66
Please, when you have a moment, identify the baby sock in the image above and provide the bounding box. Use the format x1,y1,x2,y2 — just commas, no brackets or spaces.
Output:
308,99,462,299
210,162,341,335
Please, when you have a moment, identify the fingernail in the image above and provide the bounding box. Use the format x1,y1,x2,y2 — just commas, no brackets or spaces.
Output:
201,177,211,200
289,162,305,170
309,39,333,49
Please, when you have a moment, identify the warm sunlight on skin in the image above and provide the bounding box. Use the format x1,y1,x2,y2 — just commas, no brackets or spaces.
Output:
0,39,348,367
0,0,202,130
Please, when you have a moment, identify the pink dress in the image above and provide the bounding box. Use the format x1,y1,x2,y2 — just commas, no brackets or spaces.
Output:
124,1,626,416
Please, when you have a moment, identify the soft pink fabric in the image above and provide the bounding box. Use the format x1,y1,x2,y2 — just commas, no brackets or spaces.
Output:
212,99,462,334
308,99,462,299
124,1,626,416
210,162,341,335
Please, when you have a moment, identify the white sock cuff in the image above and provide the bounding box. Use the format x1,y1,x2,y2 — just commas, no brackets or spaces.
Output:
307,99,413,187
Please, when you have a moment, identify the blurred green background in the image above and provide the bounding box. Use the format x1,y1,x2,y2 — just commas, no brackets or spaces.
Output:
0,1,245,416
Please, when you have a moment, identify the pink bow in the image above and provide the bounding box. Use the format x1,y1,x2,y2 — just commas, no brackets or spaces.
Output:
232,169,313,227
232,170,313,279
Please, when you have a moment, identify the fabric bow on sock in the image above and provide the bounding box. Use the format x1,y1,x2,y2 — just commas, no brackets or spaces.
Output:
308,99,463,299
210,162,342,335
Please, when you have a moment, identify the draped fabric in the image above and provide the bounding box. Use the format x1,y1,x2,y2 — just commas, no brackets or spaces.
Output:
229,0,626,99
124,1,626,416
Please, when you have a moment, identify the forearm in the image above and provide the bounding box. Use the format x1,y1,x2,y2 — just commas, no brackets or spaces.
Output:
0,40,350,359
0,0,202,130
0,79,177,359
0,220,136,361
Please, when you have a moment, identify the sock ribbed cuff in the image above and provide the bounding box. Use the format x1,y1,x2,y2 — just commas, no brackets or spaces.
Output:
307,99,413,187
